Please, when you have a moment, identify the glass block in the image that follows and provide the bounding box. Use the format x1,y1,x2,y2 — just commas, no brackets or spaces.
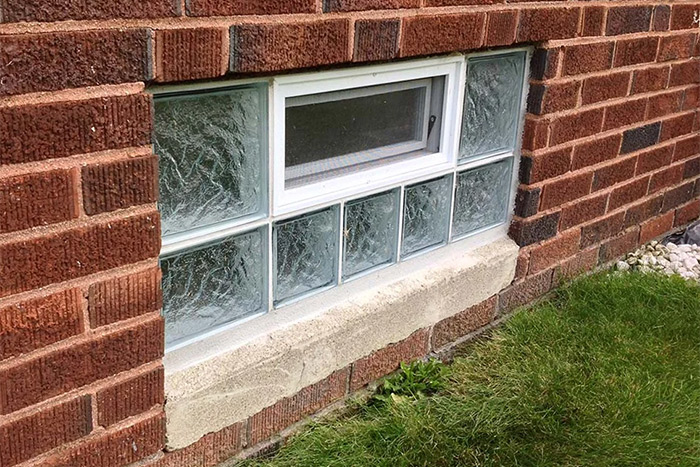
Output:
274,207,339,305
343,190,400,279
452,158,513,239
154,85,267,237
401,175,452,257
459,52,526,162
161,227,267,347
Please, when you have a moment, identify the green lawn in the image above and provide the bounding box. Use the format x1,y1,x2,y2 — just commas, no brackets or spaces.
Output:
244,272,700,467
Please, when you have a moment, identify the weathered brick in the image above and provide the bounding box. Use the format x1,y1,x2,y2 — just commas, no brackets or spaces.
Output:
620,123,661,154
631,66,669,94
550,109,604,145
529,229,581,273
674,134,700,161
0,316,163,414
0,170,77,233
326,0,419,11
186,0,314,16
82,155,158,215
609,176,650,211
541,172,593,210
97,366,164,427
558,246,599,279
670,3,700,30
485,10,518,47
599,228,639,263
560,192,609,230
562,41,613,76
0,30,151,96
669,60,700,87
675,199,700,226
43,411,165,467
154,28,226,82
684,85,699,111
658,34,695,62
151,422,244,467
572,133,621,170
636,145,675,175
624,195,663,228
0,289,82,361
581,71,630,105
580,211,625,248
354,19,400,62
514,250,530,281
684,156,700,180
431,296,496,349
592,156,637,191
498,270,553,314
639,210,674,244
401,13,485,57
0,0,177,22
649,164,685,193
521,117,549,151
0,396,92,467
652,5,671,31
0,212,160,298
527,81,580,115
514,186,541,218
88,267,162,328
647,90,683,120
0,94,153,166
603,98,647,131
509,212,560,246
517,7,580,42
662,181,695,212
613,37,658,67
230,20,350,73
349,330,429,391
530,48,560,81
660,112,696,142
519,147,571,184
606,6,652,36
582,6,605,37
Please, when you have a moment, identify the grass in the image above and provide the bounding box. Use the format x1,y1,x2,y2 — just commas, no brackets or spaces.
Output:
242,272,700,467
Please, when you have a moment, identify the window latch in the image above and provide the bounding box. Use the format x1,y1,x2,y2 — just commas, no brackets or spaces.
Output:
427,115,437,138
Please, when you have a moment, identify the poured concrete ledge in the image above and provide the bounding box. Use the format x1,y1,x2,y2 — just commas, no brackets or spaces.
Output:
164,235,519,449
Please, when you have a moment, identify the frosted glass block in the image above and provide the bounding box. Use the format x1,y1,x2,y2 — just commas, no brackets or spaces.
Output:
274,207,339,304
452,158,513,239
161,227,267,347
343,190,400,279
459,52,526,162
155,85,267,237
401,175,452,257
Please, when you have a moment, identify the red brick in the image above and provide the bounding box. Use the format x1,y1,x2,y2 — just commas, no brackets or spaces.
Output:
639,210,675,244
152,422,244,467
97,366,164,427
521,117,549,151
354,19,400,62
580,211,625,248
0,170,77,233
613,37,659,67
498,270,553,314
186,0,314,16
0,289,82,361
431,296,496,349
603,98,647,131
675,199,700,226
662,180,696,212
599,228,640,263
326,0,419,11
88,268,162,328
647,90,684,120
560,192,609,230
154,28,226,83
582,71,630,105
529,229,581,274
0,212,160,298
81,155,158,215
0,396,91,467
509,212,560,246
593,156,637,191
519,147,571,184
43,411,165,467
636,145,675,175
514,186,541,218
582,6,605,37
609,176,650,211
674,134,700,161
530,48,560,81
550,108,604,145
660,112,696,142
684,85,699,110
349,330,429,391
0,30,150,96
683,156,700,179
528,81,581,115
631,66,669,94
558,246,599,279
658,34,696,62
514,250,530,281
0,316,163,414
649,164,685,193
425,0,503,4
485,10,518,47
669,60,700,87
541,172,593,210
572,133,621,170
606,6,652,36
400,13,485,57
621,122,661,154
230,19,350,73
4,0,176,22
0,94,153,166
562,41,613,76
670,3,700,30
652,5,671,31
624,195,663,228
517,7,581,42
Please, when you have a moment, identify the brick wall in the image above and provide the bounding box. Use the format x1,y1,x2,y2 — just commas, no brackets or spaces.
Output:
0,1,698,466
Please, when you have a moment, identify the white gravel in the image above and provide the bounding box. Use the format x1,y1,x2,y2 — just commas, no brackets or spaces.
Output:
616,241,700,280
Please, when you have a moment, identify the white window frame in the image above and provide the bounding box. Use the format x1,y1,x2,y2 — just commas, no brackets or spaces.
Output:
271,55,465,216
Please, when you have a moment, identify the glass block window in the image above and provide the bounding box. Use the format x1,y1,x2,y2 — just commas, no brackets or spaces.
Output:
154,49,529,350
